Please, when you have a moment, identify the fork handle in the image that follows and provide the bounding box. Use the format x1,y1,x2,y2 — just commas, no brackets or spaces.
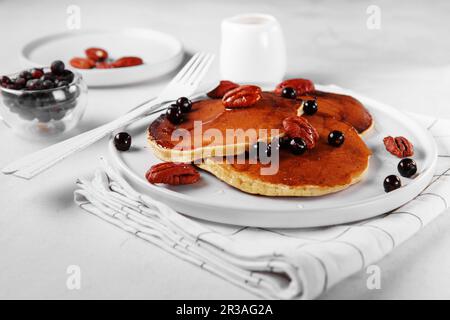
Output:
2,97,163,179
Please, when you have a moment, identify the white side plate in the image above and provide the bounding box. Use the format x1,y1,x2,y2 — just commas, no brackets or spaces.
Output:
21,28,184,87
108,85,437,228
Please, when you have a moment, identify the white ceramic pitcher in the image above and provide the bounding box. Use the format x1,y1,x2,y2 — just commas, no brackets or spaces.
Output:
220,13,286,84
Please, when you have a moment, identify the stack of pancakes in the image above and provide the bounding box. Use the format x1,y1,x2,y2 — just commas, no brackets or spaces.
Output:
147,85,373,197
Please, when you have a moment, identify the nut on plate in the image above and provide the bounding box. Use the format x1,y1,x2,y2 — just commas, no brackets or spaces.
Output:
145,162,200,185
69,57,96,69
112,56,144,68
274,78,315,96
222,85,262,108
282,116,319,149
207,80,239,99
383,136,414,158
85,47,109,62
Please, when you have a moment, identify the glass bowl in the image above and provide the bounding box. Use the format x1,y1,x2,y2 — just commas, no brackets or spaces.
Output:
0,70,87,139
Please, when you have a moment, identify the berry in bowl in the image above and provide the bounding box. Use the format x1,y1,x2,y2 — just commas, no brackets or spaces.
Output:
0,60,87,139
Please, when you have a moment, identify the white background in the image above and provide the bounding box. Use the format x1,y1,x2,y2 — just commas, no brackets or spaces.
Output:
1,0,450,299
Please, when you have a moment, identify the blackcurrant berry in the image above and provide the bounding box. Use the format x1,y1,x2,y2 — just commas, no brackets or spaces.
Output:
384,175,401,193
42,80,55,90
176,97,192,113
166,104,183,124
41,72,57,82
19,70,32,80
250,141,264,160
26,79,43,90
15,77,27,89
289,137,307,155
281,87,297,99
114,132,132,151
328,130,345,147
51,60,65,75
398,158,417,178
279,135,291,148
303,99,318,115
1,76,12,85
31,68,44,79
57,70,74,83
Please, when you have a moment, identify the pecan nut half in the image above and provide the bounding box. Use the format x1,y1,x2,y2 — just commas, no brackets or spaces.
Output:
112,56,144,68
282,116,319,149
383,136,414,158
207,80,239,98
70,57,95,69
222,85,262,108
85,47,109,62
274,78,315,96
145,162,200,185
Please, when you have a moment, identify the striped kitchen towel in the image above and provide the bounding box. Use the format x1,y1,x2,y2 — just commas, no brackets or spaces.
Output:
74,114,450,299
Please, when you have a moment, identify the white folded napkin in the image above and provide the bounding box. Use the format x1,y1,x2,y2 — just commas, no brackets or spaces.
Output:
74,114,450,299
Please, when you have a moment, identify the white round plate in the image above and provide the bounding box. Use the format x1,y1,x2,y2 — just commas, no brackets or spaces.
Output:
109,85,437,228
20,28,183,87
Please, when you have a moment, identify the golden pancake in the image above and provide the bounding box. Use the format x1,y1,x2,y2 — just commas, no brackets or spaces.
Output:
147,91,373,163
197,116,372,196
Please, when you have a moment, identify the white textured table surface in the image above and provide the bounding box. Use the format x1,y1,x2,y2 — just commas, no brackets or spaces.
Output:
1,0,449,299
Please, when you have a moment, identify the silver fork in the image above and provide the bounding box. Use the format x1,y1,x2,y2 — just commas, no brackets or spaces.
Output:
2,52,215,179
